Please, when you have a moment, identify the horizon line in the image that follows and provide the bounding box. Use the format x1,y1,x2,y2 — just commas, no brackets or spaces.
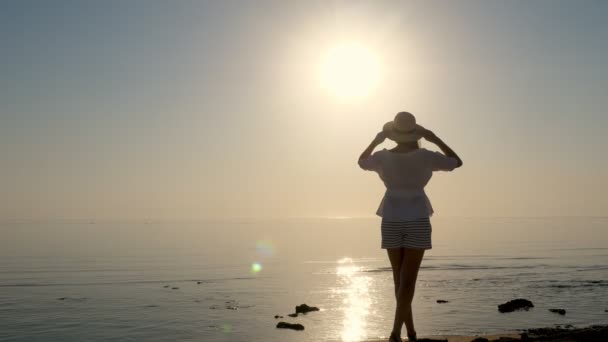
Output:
1,215,608,224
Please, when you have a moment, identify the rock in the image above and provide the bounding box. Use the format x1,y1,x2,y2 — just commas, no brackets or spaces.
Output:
295,303,320,314
288,313,298,317
418,338,447,342
470,338,489,342
56,297,87,302
276,322,304,331
490,338,519,342
526,325,608,341
436,299,449,303
171,287,179,290
520,332,529,341
274,315,283,319
497,298,534,313
197,281,202,284
549,308,566,315
605,309,608,312
163,285,170,288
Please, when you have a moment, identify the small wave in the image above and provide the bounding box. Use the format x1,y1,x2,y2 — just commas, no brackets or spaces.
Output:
496,257,548,260
0,301,17,307
361,264,543,273
362,267,392,273
576,266,608,272
0,268,152,275
0,276,257,288
529,280,608,289
303,258,379,264
426,255,549,260
422,264,541,270
560,247,608,251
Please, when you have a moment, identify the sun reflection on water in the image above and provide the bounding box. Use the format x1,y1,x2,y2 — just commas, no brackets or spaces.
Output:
335,257,373,342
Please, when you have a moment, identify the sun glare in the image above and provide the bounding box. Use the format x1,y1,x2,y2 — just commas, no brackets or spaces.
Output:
320,43,381,101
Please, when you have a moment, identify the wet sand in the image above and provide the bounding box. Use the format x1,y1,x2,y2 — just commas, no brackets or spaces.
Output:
366,324,608,342
367,332,520,342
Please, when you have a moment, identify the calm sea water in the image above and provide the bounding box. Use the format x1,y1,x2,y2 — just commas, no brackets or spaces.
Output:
1,217,608,342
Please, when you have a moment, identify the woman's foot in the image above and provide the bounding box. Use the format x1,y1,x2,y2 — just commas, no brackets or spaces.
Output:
388,331,401,342
406,332,417,341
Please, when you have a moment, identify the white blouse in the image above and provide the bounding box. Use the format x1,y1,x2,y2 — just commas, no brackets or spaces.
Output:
358,148,458,220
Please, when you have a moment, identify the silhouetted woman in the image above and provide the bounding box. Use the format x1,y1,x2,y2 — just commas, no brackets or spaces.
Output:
358,111,462,342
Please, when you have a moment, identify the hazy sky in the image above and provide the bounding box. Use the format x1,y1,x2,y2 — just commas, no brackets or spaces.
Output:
1,0,607,220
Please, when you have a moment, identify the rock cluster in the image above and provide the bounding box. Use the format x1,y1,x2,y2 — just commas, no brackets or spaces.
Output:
498,299,534,313
276,322,304,331
524,325,608,341
295,303,320,314
465,325,608,341
548,308,566,315
275,303,320,331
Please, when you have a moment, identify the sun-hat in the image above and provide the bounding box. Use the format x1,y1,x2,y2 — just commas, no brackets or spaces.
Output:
382,111,425,143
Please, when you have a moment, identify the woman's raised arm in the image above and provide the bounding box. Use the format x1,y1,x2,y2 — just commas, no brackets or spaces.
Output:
358,131,386,162
421,130,463,168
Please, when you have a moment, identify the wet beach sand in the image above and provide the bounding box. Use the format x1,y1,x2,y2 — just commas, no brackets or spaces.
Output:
366,324,608,342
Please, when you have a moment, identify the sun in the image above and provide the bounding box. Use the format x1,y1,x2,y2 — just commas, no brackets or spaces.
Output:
319,42,381,101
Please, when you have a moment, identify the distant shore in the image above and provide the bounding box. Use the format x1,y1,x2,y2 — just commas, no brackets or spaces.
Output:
365,324,608,342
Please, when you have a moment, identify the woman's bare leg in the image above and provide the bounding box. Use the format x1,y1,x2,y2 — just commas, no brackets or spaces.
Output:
387,248,404,300
386,248,404,340
392,248,425,338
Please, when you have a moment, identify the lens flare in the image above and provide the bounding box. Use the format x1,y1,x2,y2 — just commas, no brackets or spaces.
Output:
255,239,276,257
251,262,262,273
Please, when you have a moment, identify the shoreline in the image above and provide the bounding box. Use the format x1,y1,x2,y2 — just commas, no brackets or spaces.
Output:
364,324,608,342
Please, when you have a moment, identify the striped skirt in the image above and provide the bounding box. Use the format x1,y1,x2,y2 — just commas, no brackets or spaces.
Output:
380,217,432,250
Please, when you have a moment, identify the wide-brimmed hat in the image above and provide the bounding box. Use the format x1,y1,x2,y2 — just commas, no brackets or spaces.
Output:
382,111,424,143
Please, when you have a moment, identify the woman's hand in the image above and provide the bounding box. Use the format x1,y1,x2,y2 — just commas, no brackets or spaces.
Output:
420,128,463,168
359,131,385,163
372,131,387,145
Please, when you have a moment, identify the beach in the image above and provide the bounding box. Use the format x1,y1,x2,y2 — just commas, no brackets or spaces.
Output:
3,1,608,341
366,324,608,341
2,217,608,342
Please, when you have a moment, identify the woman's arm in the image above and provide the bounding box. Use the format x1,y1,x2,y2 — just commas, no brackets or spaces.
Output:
358,132,386,161
422,130,463,168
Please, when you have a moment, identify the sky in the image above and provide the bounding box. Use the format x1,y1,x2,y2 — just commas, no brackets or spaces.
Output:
1,0,607,220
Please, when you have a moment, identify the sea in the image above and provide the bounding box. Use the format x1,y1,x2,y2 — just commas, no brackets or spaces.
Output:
1,217,607,342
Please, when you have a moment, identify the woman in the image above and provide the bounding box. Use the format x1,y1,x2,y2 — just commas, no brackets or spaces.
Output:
358,111,462,342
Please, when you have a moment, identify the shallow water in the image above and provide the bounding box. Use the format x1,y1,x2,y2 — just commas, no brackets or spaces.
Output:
1,217,607,341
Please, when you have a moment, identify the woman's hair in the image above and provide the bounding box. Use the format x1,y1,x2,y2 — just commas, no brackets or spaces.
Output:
397,140,421,149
